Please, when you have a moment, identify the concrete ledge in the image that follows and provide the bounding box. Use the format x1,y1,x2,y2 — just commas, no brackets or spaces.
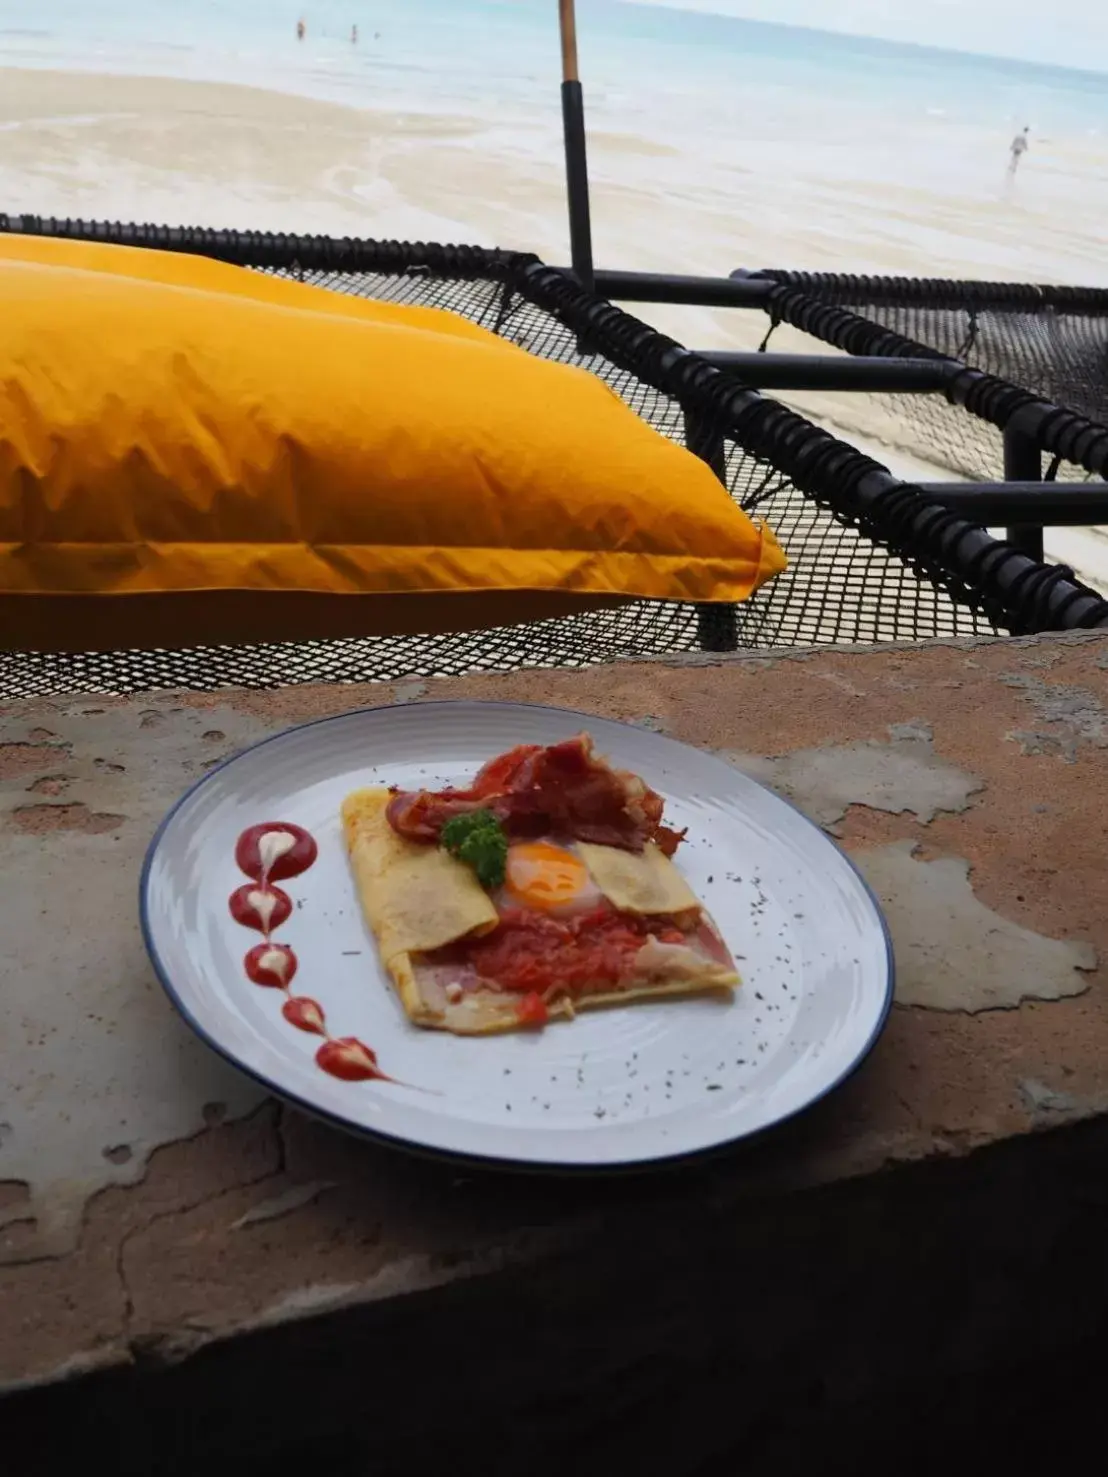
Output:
3,631,1108,1466
6,1114,1108,1472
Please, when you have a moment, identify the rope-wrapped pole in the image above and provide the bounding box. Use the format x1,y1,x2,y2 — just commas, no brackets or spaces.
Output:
559,0,594,295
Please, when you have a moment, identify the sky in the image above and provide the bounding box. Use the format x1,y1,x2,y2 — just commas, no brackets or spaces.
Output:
624,0,1108,71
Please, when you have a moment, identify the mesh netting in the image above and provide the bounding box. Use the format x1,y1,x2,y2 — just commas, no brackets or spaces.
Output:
14,220,1108,696
761,273,1108,483
292,264,1008,649
0,259,1001,699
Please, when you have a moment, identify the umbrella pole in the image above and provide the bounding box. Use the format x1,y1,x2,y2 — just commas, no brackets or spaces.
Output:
559,0,595,295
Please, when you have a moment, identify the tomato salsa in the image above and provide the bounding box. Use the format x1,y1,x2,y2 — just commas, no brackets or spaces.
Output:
426,904,687,998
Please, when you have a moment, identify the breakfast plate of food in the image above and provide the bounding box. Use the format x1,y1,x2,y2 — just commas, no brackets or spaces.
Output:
140,702,893,1169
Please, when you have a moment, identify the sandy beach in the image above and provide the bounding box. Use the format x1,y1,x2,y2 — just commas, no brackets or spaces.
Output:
2,49,1106,587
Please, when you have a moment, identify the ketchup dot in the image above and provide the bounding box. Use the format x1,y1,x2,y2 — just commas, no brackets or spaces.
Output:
283,996,327,1035
235,823,318,882
229,883,292,934
316,1037,384,1082
244,942,297,989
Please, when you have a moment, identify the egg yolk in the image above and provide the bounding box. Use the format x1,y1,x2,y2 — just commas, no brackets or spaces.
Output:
504,841,590,911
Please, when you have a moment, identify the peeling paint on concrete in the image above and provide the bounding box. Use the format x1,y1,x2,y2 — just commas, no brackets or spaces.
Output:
244,1239,552,1342
0,701,298,1263
25,775,71,797
1019,1079,1078,1117
719,722,983,830
855,840,1097,1012
633,628,1108,671
0,1182,30,1211
1006,730,1077,762
0,742,72,780
887,721,933,744
10,802,128,835
391,680,429,704
817,670,868,698
231,1180,336,1230
1001,673,1108,761
139,1254,527,1366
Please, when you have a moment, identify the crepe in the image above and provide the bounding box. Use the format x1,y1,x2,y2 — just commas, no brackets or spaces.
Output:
342,786,738,1036
574,839,700,920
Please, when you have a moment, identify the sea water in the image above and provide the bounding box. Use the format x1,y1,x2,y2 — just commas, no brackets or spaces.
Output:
5,0,1106,158
2,0,1107,282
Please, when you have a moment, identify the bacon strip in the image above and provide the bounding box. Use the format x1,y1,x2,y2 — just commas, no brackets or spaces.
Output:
386,734,686,855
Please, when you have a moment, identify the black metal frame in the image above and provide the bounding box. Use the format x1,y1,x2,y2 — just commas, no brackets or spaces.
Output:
508,256,1108,634
556,263,1108,556
1001,415,1045,561
696,352,955,394
561,80,593,296
921,482,1108,525
753,268,1108,317
749,274,1108,552
591,269,773,308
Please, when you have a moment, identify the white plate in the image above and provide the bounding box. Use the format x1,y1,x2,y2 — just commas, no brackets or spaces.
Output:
140,701,893,1170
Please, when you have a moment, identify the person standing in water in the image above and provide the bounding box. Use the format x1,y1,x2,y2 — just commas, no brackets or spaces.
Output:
1008,126,1030,175
351,23,358,43
297,18,305,40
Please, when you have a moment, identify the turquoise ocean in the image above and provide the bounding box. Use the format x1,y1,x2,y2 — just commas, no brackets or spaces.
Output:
4,0,1107,138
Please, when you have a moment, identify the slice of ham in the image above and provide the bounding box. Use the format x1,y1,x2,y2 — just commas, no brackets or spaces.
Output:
386,734,686,856
413,908,733,1031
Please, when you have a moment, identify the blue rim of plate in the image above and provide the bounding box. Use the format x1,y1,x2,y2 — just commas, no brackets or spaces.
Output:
139,699,896,1174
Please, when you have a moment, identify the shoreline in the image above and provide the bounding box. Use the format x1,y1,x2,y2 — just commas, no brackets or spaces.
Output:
6,63,1108,283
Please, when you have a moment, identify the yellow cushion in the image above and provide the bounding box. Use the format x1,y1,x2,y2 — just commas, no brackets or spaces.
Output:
0,237,785,651
0,232,500,346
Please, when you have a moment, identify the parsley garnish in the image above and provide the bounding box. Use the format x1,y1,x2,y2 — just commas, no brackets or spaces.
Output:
440,809,508,890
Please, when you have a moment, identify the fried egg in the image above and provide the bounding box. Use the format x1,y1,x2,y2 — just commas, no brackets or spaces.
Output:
499,839,604,916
